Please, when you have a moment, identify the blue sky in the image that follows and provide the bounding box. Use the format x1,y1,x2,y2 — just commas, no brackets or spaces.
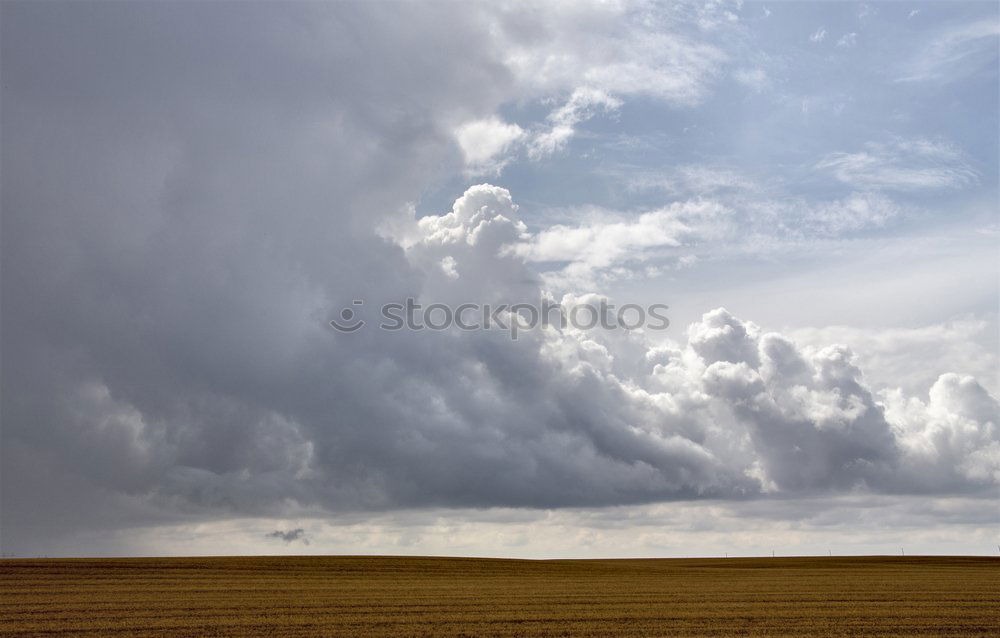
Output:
426,2,998,213
424,1,998,380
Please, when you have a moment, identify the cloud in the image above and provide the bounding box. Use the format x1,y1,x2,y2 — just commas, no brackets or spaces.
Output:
1,2,995,558
528,88,621,159
883,374,1000,487
412,194,998,499
40,495,999,558
733,67,769,92
800,192,900,234
7,166,997,556
810,28,827,43
817,138,978,191
837,32,858,48
510,190,900,288
626,164,760,196
442,2,729,171
512,200,722,288
791,318,999,397
897,17,1000,82
493,2,728,104
453,90,622,173
266,528,309,544
454,117,525,174
517,206,690,265
1,0,515,550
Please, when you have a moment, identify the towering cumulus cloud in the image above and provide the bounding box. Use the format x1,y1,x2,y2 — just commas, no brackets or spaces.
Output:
1,1,997,555
398,186,999,504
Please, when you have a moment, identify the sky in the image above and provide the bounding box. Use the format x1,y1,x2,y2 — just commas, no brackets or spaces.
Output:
1,1,997,558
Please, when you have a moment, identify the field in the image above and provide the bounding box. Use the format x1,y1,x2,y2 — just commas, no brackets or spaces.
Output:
1,555,997,636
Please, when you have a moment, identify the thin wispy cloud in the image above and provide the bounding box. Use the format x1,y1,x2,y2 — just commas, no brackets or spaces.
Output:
837,32,858,48
898,17,1000,82
528,88,622,159
817,139,978,191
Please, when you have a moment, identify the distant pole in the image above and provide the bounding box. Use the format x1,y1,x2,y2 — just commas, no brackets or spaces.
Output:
901,548,904,556
829,550,832,557
772,549,775,558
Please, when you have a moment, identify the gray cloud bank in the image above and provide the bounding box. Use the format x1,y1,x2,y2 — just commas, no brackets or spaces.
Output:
1,2,996,554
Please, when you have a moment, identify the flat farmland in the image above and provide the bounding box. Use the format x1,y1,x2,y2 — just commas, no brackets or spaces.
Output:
1,555,997,636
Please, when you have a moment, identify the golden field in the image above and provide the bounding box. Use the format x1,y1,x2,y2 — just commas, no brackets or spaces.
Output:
1,555,997,636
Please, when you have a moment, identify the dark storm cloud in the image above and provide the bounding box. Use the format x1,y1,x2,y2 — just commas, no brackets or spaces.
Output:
1,1,996,556
1,0,512,549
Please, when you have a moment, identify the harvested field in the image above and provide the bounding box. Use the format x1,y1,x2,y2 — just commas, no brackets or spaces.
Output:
1,555,997,636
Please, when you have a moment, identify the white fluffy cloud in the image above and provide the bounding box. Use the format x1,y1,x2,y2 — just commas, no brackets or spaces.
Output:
399,186,1000,499
791,318,998,397
454,117,526,174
